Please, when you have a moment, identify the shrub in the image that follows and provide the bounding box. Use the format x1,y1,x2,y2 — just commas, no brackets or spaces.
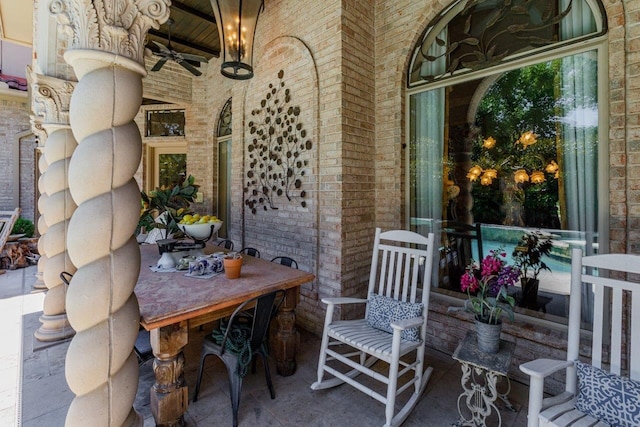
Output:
12,217,35,237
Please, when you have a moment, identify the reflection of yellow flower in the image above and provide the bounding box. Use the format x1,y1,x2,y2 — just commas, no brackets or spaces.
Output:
482,137,496,149
447,185,460,199
514,169,530,183
518,131,538,147
480,175,493,186
483,169,498,179
530,171,546,184
467,165,483,181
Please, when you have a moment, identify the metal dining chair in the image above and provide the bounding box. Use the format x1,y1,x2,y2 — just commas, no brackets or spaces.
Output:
239,247,260,258
216,239,234,251
193,290,285,427
270,256,298,269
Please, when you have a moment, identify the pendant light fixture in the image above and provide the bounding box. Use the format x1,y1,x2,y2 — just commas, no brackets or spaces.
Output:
211,0,264,80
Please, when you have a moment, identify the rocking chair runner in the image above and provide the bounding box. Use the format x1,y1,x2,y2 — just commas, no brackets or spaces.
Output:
311,228,436,427
520,249,640,427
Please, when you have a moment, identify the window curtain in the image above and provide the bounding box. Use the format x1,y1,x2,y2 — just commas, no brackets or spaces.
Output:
411,29,447,287
560,0,598,323
411,28,447,235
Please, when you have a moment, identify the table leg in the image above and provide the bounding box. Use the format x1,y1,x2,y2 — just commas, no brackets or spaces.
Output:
454,362,502,427
150,321,189,427
272,287,299,376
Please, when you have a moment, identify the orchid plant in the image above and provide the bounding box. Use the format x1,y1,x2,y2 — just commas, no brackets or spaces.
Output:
460,249,521,325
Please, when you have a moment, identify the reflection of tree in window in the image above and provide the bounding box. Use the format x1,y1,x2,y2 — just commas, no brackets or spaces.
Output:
470,61,561,229
159,154,187,188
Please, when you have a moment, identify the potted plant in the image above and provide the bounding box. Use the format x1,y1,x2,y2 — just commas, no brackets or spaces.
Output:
458,249,521,353
512,230,553,308
139,175,200,240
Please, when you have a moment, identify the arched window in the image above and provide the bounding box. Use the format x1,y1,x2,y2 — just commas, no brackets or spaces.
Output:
406,0,607,324
217,98,232,237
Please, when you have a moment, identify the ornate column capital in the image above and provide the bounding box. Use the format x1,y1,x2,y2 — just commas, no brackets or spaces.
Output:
49,0,170,65
28,67,76,132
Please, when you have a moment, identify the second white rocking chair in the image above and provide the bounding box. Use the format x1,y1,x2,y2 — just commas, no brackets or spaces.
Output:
311,228,435,427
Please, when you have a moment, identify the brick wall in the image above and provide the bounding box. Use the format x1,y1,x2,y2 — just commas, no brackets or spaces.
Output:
190,1,636,395
135,58,219,216
338,0,377,321
371,0,632,394
0,92,37,225
10,0,639,397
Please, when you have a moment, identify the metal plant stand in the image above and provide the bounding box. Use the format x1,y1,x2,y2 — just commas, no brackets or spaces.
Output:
452,331,516,426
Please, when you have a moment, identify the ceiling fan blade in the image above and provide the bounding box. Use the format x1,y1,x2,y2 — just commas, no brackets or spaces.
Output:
150,58,168,72
180,53,209,64
177,60,202,76
151,40,172,55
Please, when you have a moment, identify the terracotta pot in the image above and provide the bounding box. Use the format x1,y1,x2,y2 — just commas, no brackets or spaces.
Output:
475,319,502,353
223,257,242,279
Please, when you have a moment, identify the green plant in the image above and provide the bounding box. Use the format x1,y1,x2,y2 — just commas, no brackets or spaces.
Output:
12,217,35,237
139,175,199,238
512,230,553,280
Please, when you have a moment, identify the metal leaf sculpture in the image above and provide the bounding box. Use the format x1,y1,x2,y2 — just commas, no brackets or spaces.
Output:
244,70,311,214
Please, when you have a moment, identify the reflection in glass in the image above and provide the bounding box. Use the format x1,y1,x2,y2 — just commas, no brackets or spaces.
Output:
159,153,187,188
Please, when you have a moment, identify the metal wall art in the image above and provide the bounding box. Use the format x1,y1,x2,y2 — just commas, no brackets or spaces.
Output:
244,70,310,214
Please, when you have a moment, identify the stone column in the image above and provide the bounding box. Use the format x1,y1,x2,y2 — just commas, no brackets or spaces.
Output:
30,70,77,341
33,132,48,291
50,1,170,425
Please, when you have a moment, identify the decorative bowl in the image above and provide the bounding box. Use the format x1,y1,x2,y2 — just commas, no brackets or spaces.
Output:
178,221,223,241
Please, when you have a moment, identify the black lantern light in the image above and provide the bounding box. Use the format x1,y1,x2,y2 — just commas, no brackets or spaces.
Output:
211,0,264,80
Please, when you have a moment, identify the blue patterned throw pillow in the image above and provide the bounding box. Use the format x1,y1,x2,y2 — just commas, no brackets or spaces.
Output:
575,360,640,427
366,293,424,342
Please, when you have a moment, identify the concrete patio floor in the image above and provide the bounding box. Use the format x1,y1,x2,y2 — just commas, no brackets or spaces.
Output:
2,265,531,427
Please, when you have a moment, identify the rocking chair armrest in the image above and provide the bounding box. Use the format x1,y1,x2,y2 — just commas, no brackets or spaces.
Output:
520,358,575,424
320,297,368,306
390,316,423,331
520,358,574,379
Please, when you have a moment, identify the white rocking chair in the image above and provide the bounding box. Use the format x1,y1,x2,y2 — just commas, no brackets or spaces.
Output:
520,249,640,427
311,228,435,427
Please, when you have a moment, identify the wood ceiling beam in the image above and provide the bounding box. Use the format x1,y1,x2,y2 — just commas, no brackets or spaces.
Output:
171,0,216,24
148,29,220,57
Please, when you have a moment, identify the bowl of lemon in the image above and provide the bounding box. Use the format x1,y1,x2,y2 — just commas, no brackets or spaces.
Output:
178,214,223,241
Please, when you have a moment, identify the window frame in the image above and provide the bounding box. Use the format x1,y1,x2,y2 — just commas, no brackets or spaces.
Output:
144,141,188,193
404,0,610,325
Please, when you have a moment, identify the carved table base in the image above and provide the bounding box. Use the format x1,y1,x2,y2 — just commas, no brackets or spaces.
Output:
452,331,515,427
272,287,299,376
150,322,189,427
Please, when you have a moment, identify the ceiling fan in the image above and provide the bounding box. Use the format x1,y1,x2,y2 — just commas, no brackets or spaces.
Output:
149,18,209,76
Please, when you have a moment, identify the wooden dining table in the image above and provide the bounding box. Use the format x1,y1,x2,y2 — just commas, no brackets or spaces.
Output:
135,243,315,427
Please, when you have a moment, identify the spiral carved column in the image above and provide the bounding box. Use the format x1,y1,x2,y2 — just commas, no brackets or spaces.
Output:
29,71,78,334
35,124,77,341
34,154,49,290
63,53,145,427
51,1,170,425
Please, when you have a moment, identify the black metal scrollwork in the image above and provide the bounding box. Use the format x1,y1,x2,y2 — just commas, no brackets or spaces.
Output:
244,70,311,214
